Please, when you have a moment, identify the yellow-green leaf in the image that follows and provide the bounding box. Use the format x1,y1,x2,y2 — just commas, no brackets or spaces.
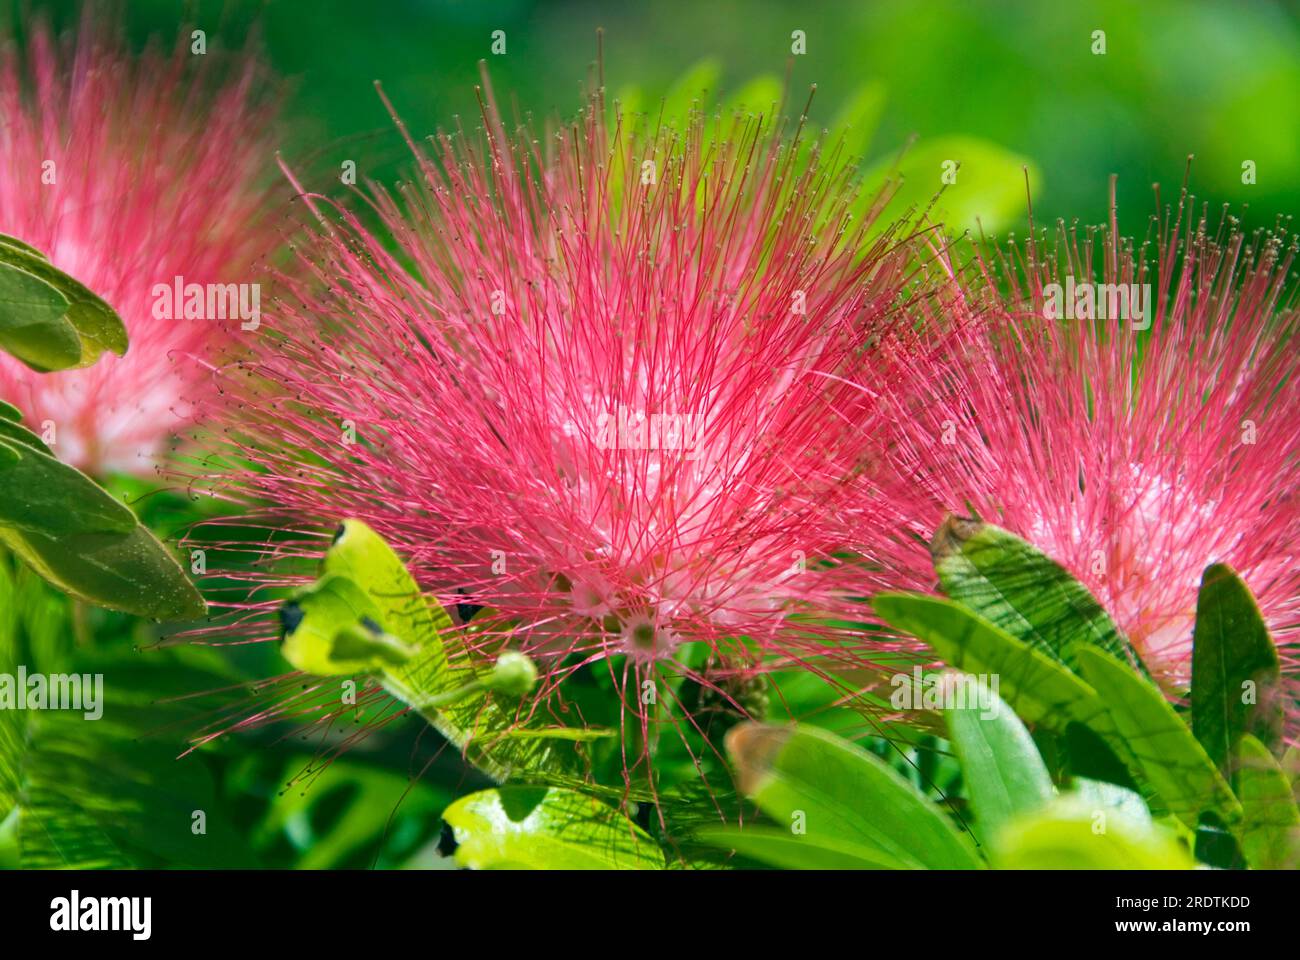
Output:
442,786,664,869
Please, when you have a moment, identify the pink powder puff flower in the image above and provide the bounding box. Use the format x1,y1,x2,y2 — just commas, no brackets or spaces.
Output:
187,72,973,789
871,179,1300,695
0,16,278,475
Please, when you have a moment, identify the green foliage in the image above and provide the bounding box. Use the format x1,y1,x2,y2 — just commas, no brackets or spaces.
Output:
279,520,589,782
0,232,126,372
711,723,982,869
1192,563,1284,774
1234,735,1300,870
0,560,249,867
871,593,1120,741
614,61,1035,238
942,672,1053,846
442,786,664,869
864,523,1297,871
930,517,1139,671
992,799,1197,870
0,238,202,621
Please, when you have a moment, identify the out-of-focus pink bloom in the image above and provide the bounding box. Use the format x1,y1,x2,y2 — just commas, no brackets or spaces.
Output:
190,74,971,779
0,18,278,474
871,183,1300,692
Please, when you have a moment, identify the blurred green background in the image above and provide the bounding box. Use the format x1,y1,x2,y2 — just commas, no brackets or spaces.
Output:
4,0,1298,869
16,0,1300,232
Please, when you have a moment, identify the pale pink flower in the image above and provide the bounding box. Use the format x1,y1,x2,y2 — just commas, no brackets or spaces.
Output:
188,75,970,783
0,18,278,474
870,184,1300,692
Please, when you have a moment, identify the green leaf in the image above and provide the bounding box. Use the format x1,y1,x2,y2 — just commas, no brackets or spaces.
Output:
0,584,254,869
0,434,137,536
0,400,21,421
942,670,1054,846
871,592,1118,739
694,824,897,869
1071,777,1154,827
660,59,722,129
442,786,664,869
0,232,51,261
0,257,77,371
279,573,414,675
931,516,1139,671
859,135,1037,235
0,406,204,620
721,74,783,118
1074,646,1241,832
1234,734,1300,869
0,523,206,621
993,799,1197,869
0,235,126,371
1191,563,1284,776
725,722,982,869
252,755,453,870
294,520,585,781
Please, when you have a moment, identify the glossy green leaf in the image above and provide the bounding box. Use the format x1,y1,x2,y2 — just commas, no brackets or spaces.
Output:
725,722,982,869
1234,734,1300,869
931,516,1139,671
0,522,207,621
942,670,1054,845
0,234,126,371
993,799,1197,869
694,824,897,869
442,786,664,869
0,256,77,371
1074,646,1241,831
0,400,20,421
0,434,136,536
1191,564,1283,775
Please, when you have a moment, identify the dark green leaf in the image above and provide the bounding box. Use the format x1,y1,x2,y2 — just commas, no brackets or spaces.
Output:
0,236,127,371
0,523,206,621
1191,563,1283,775
1074,646,1241,831
931,516,1138,671
0,438,137,536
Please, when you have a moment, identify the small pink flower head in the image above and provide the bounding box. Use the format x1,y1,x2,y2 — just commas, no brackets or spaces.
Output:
192,72,970,782
0,16,278,474
879,180,1300,693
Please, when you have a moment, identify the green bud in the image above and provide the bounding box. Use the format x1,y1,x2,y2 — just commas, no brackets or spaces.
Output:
486,651,538,697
